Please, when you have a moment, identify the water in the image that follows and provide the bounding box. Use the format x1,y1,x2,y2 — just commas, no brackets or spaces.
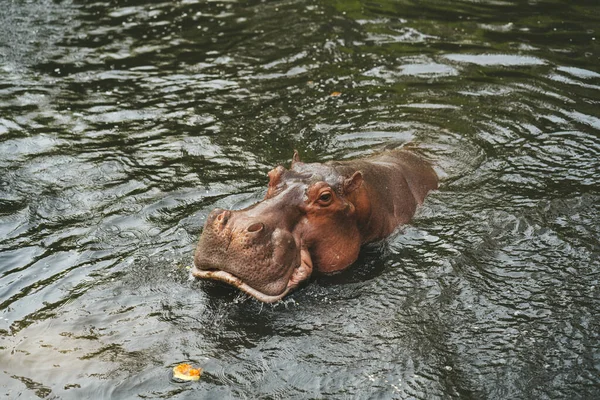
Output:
1,0,599,398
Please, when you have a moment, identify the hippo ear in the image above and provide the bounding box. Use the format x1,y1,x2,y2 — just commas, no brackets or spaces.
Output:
343,171,363,194
291,150,301,169
268,165,286,187
266,165,286,198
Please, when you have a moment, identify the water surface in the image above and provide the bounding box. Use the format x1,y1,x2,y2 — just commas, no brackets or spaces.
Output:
1,0,599,398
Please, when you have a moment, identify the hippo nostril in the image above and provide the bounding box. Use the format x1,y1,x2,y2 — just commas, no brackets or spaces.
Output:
247,222,264,233
216,210,230,223
212,210,231,231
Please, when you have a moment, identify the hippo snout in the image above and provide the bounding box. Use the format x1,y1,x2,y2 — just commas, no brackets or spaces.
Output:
192,203,306,302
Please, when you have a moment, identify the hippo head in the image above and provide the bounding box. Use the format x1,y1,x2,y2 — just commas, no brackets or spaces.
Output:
192,151,365,303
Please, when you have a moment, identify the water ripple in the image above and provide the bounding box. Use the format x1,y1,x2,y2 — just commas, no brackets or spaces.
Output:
1,0,599,399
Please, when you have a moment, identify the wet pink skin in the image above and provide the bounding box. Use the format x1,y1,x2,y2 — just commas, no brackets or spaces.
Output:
192,148,438,303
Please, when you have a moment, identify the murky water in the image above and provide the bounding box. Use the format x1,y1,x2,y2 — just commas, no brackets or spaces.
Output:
1,0,599,398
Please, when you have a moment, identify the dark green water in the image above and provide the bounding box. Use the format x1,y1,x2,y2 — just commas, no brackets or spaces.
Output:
1,0,599,398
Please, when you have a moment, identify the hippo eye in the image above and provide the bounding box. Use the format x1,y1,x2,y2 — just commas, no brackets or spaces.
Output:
317,191,333,205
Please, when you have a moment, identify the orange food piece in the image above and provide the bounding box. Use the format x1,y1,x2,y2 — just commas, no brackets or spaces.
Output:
173,363,202,381
330,91,342,97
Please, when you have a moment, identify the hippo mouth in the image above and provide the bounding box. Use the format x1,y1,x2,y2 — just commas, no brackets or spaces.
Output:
192,246,314,303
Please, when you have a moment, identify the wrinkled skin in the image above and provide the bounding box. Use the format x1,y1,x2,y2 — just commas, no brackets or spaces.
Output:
193,148,438,302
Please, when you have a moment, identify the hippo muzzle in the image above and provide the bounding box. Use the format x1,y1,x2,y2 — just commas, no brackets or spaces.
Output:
192,206,313,303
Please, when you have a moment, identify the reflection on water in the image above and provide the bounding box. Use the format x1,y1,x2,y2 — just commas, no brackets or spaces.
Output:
1,0,599,398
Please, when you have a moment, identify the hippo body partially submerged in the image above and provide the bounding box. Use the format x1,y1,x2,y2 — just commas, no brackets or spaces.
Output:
192,148,438,302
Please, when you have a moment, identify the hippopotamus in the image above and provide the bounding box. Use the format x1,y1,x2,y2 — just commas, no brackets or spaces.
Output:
192,148,438,302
